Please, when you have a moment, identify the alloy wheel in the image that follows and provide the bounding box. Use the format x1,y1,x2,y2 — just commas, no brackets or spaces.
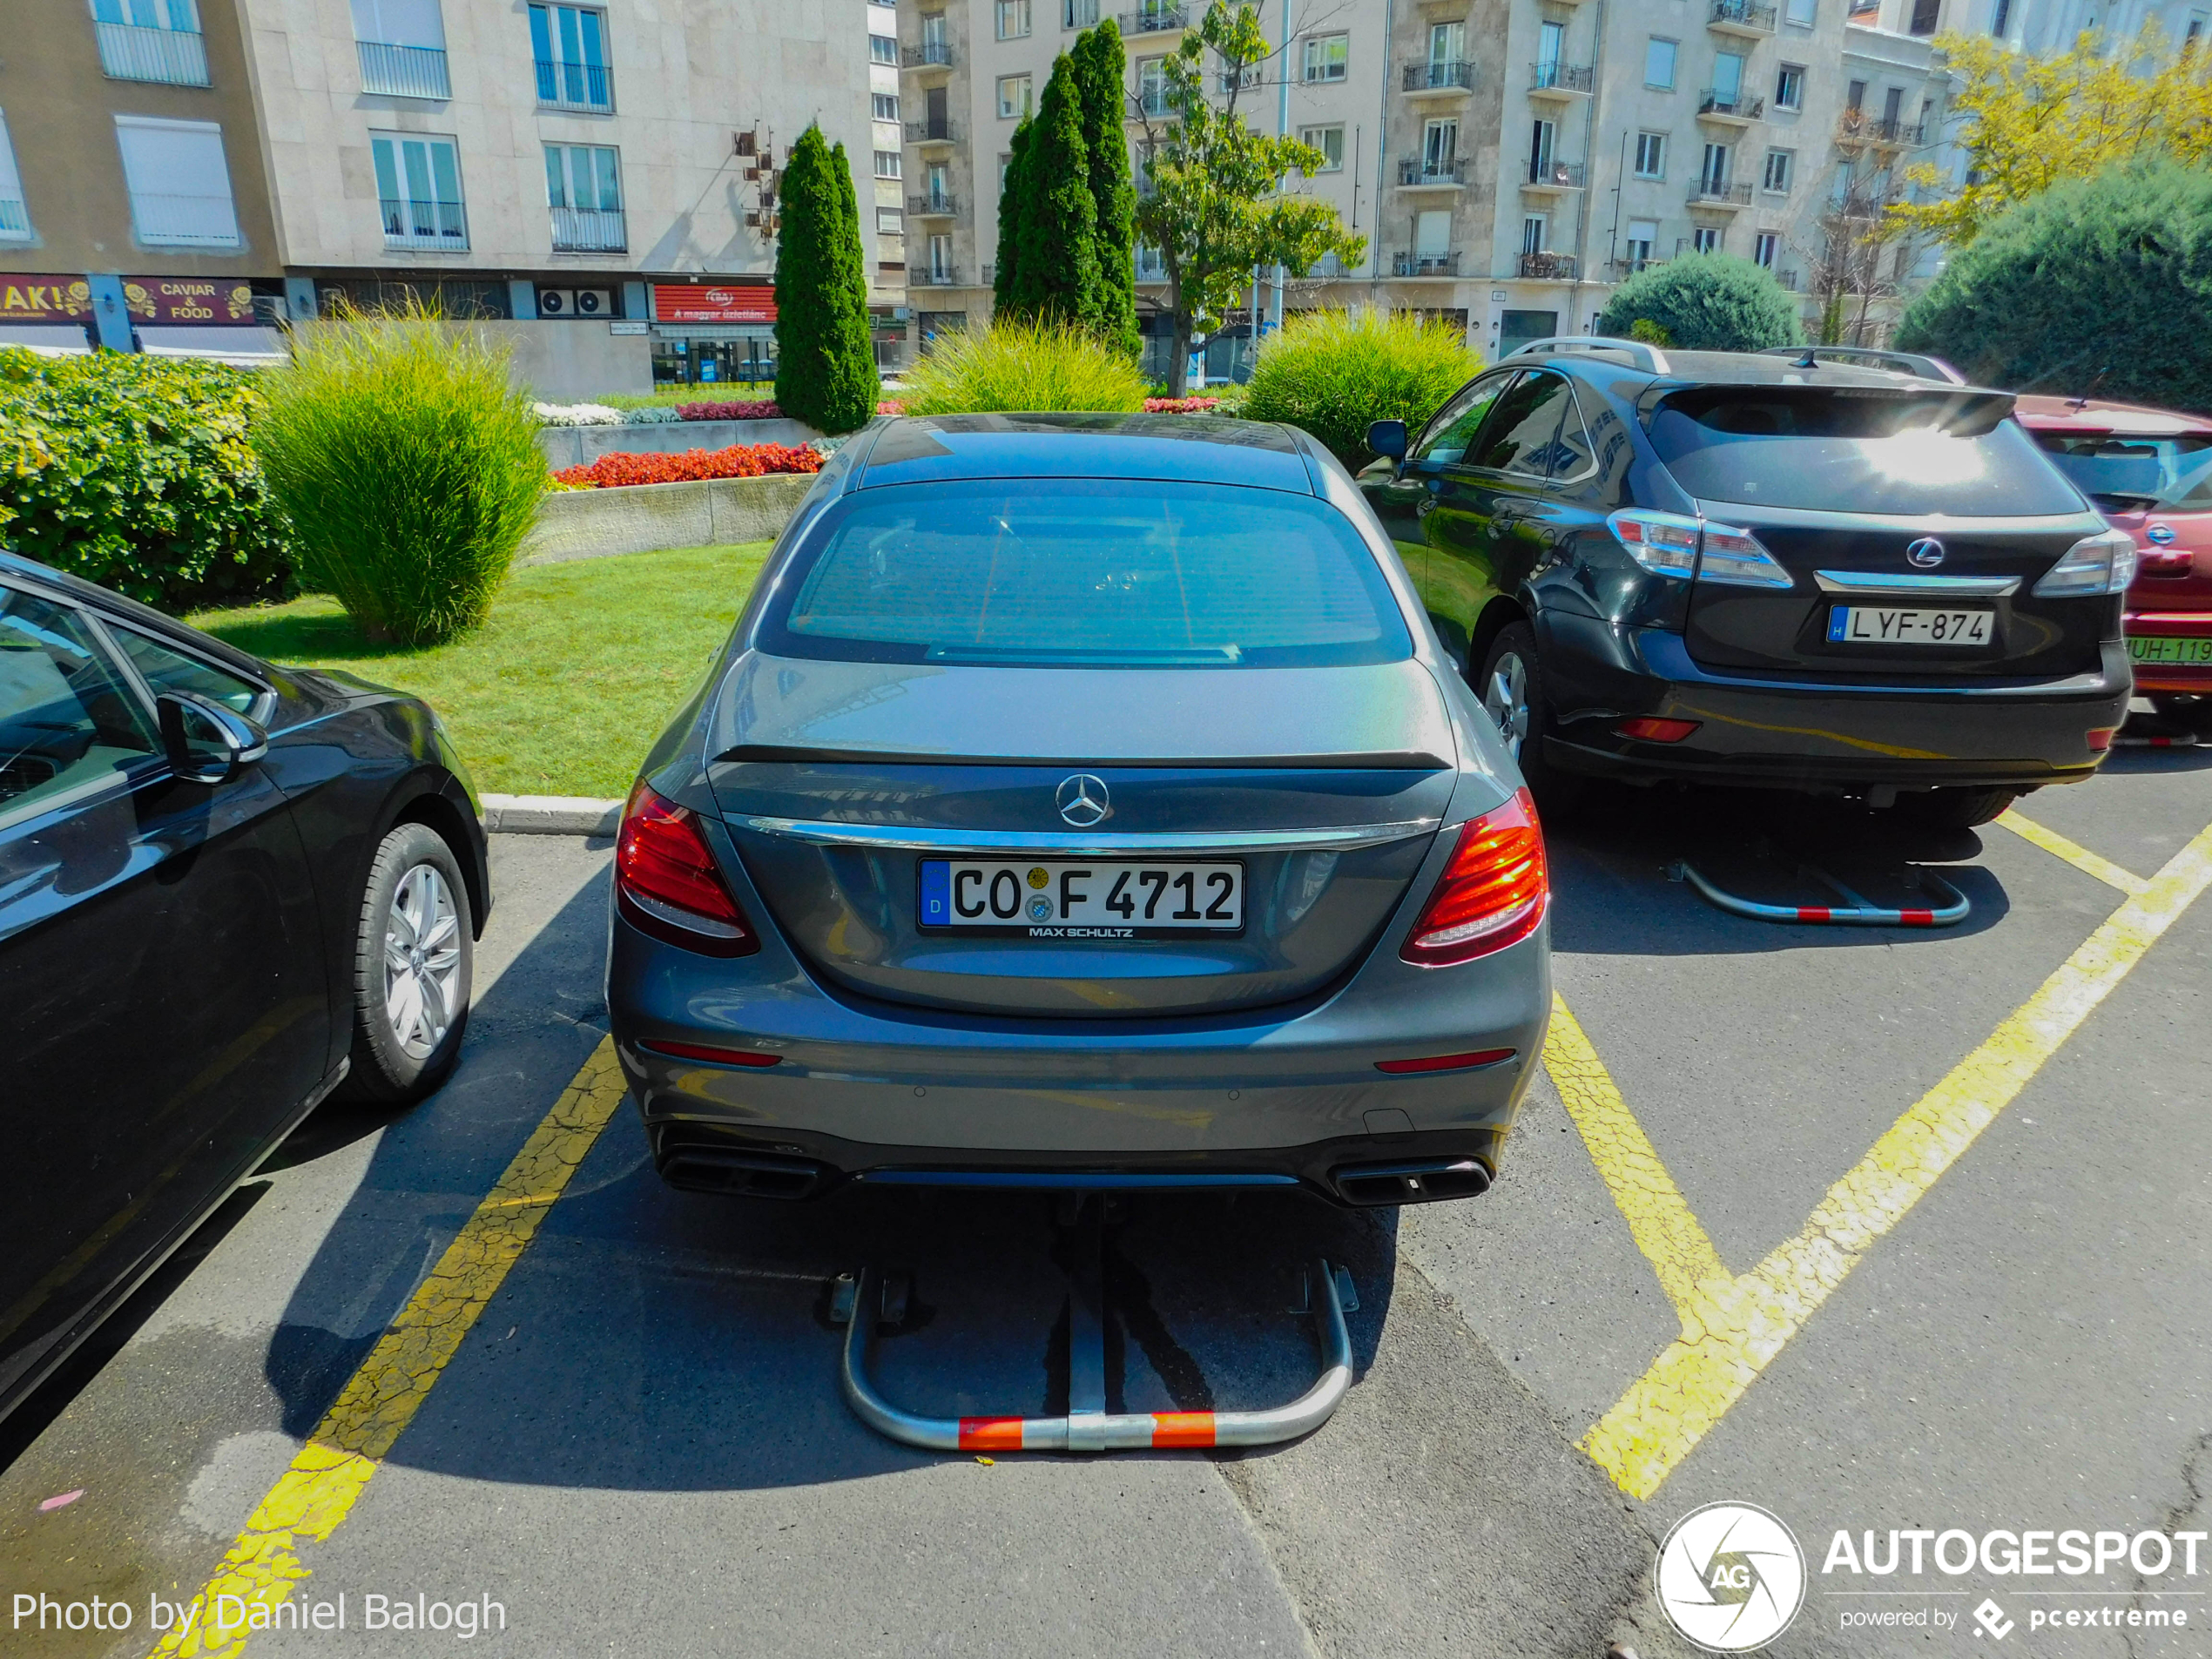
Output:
1484,651,1531,761
383,862,462,1060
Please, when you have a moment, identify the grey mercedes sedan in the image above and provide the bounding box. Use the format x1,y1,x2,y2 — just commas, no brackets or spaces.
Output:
604,413,1550,1207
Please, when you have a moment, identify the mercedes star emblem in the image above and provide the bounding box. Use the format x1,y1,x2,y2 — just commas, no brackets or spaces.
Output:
1055,773,1110,828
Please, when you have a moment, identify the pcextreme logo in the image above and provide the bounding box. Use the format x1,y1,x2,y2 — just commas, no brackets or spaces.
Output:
1656,1501,1810,1653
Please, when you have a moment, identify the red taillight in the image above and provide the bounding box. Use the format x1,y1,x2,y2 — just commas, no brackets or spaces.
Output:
1376,1048,1518,1074
1400,789,1548,967
616,779,758,956
2087,727,2116,753
1615,716,1701,743
639,1039,780,1067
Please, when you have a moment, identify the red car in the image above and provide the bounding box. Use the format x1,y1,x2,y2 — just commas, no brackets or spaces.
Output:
2015,395,2212,724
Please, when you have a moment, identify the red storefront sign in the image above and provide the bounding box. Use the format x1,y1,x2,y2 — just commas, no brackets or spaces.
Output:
0,275,93,322
123,276,261,325
653,282,777,324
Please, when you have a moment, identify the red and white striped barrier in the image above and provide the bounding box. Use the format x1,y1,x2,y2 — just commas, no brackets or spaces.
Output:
1671,860,1971,928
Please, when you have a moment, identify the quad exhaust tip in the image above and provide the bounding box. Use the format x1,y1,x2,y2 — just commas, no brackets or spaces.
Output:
1332,1157,1493,1206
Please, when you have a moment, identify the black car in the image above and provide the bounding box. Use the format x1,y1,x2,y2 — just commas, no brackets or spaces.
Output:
0,550,489,1420
1359,337,2136,826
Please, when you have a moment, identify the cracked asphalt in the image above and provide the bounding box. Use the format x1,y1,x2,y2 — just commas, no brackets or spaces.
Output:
2,742,2209,1658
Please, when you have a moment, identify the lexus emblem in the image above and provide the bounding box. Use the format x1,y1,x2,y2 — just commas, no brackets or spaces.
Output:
1055,773,1110,828
1905,536,1946,570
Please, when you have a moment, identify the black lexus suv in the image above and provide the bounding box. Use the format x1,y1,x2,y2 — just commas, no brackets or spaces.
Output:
1358,338,2135,827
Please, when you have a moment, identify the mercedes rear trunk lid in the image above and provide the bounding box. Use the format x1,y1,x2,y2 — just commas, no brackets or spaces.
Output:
704,656,1464,1017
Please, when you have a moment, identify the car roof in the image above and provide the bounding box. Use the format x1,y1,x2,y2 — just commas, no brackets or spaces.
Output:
855,412,1318,493
2011,394,2212,437
0,546,274,678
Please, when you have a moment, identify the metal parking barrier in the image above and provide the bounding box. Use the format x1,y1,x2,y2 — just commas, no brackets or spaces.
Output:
2114,732,2201,748
1669,856,1970,927
830,1197,1355,1453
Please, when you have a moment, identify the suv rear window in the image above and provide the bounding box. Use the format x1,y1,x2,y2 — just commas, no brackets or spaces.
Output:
757,478,1413,668
1649,388,2084,516
2031,431,2212,509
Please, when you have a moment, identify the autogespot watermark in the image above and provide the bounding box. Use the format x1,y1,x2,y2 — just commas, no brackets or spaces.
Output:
10,1590,507,1640
1656,1507,2209,1649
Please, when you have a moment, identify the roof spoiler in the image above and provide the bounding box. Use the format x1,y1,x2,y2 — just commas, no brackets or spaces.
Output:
1758,345,1966,385
1503,335,1670,374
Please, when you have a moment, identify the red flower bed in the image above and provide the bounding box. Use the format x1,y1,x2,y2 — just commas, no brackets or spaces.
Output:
1144,395,1223,414
553,443,824,489
676,399,782,421
877,398,907,416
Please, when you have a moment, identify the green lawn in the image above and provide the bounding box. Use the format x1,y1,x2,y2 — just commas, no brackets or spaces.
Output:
190,542,772,799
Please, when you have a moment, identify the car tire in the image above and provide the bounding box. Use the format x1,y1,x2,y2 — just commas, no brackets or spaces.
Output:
1475,623,1588,813
1895,787,2019,830
344,822,473,1105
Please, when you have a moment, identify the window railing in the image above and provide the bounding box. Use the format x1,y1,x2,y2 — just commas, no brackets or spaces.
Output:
1529,61,1595,92
1614,254,1657,274
1393,251,1460,276
1526,159,1586,187
1119,4,1189,34
910,266,963,286
1135,248,1168,280
0,197,32,239
1518,250,1579,280
131,192,239,246
1688,180,1754,206
1217,65,1262,93
1405,59,1476,91
902,41,954,66
1399,156,1467,185
1838,111,1923,145
380,197,469,248
1137,88,1173,117
1709,0,1779,26
536,58,614,111
95,21,209,85
1772,267,1801,290
1698,90,1765,118
907,192,960,216
905,118,960,142
357,41,451,98
550,205,625,251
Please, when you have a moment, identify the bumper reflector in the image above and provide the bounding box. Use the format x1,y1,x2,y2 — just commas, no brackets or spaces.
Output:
640,1039,782,1067
2087,727,2116,752
1375,1048,1518,1074
1615,716,1702,743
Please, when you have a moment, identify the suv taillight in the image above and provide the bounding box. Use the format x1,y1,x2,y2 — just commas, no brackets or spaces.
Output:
616,780,758,956
2032,528,2138,597
1401,789,1548,966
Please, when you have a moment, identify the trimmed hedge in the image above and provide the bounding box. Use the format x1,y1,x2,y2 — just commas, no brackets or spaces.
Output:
0,347,289,612
1597,255,1802,352
1242,310,1481,469
1895,160,2212,413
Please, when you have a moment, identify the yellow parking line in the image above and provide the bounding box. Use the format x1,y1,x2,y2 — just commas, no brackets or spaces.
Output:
1576,819,2212,1501
149,1039,629,1658
1541,995,1731,1323
1997,809,2150,895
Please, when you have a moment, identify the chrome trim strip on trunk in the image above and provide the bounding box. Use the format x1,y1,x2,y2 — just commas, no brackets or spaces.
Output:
1813,570,2023,597
725,814,1443,853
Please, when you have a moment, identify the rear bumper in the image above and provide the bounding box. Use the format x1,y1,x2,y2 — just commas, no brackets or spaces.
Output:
1546,628,2131,792
2124,610,2212,694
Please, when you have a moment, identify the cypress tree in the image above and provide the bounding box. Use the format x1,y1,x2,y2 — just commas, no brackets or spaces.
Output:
1009,55,1099,327
994,116,1034,317
774,127,879,433
1073,21,1140,359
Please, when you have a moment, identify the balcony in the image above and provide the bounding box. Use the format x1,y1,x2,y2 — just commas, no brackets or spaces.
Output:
1393,251,1461,277
905,119,961,145
1522,159,1586,191
95,22,209,85
131,191,240,247
1708,0,1777,30
0,197,32,240
1403,59,1476,93
380,197,469,250
909,266,964,287
536,58,614,112
902,41,954,69
1697,91,1765,124
1612,255,1658,275
357,41,451,99
1837,111,1923,148
1687,180,1754,208
1119,4,1190,33
1518,250,1579,280
907,193,961,218
1528,61,1595,96
550,206,626,252
1398,157,1467,186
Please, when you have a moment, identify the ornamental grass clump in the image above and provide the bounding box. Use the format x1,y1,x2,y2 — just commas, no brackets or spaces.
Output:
897,319,1148,415
1242,310,1482,469
254,305,545,644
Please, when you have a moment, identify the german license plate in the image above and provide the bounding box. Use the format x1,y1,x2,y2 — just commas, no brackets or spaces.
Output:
2128,635,2212,664
920,859,1243,934
1827,605,1993,647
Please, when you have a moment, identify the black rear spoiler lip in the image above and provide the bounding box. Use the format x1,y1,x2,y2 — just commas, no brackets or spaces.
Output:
712,745,1453,770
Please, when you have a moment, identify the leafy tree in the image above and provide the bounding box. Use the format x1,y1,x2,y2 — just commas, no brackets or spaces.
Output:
1792,165,1913,346
1132,2,1365,396
1009,55,1103,328
1893,27,2212,245
994,115,1034,315
1597,254,1802,351
1072,19,1140,361
1895,159,2212,411
774,126,880,434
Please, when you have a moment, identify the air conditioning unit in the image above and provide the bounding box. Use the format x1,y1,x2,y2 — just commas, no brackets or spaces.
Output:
536,287,615,318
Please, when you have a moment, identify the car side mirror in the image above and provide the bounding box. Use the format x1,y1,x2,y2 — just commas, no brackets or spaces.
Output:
1367,419,1409,462
158,690,267,786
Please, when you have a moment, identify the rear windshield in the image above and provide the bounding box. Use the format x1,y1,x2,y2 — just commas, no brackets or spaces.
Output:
2032,431,2212,509
1648,388,2084,516
754,479,1412,668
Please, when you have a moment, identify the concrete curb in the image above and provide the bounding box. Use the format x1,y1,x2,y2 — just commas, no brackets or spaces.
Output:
482,793,624,835
518,471,813,566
